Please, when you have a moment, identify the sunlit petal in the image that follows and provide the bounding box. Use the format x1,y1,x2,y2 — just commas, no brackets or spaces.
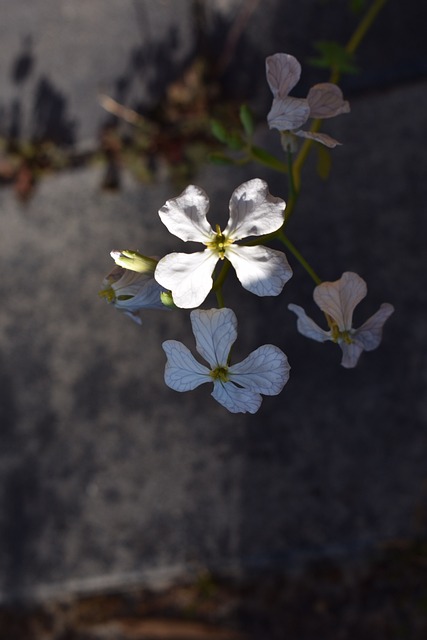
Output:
288,303,331,342
224,178,286,239
307,83,350,118
266,53,301,99
229,345,290,395
158,184,214,242
227,245,293,296
212,380,262,414
163,340,211,391
155,250,218,309
314,272,367,331
190,308,237,368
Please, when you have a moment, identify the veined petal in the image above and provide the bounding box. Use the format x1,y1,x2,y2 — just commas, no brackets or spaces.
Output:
267,97,310,132
212,380,262,414
190,308,237,368
158,185,214,242
313,272,367,331
307,83,350,119
266,53,301,99
339,341,365,369
294,129,342,148
163,340,211,391
353,303,395,351
224,179,286,240
288,303,331,342
227,245,293,297
229,345,290,395
155,250,218,309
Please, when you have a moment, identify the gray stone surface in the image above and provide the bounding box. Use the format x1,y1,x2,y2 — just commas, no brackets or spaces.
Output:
0,76,426,601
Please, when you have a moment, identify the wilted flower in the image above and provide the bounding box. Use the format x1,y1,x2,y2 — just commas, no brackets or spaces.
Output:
163,308,290,413
288,272,394,368
99,251,167,324
154,179,293,309
266,52,350,149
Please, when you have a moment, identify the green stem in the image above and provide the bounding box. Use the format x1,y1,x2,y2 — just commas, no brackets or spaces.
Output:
212,259,231,307
277,231,322,285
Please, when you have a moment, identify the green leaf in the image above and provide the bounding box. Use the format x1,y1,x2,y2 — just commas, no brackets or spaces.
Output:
250,145,288,173
208,152,236,166
210,119,229,143
239,104,255,138
308,41,359,74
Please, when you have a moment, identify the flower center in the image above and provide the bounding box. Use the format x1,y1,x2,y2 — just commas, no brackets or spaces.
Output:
206,224,232,259
331,323,353,344
98,286,116,303
210,365,230,383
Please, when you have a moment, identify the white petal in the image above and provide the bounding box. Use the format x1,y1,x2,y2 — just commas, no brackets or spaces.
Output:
265,53,301,99
267,97,310,131
307,83,350,119
353,303,395,351
163,340,211,391
224,179,286,240
288,303,331,342
229,345,290,395
155,250,218,309
294,129,342,148
227,245,293,297
313,272,367,331
158,185,214,242
212,380,262,414
190,308,237,368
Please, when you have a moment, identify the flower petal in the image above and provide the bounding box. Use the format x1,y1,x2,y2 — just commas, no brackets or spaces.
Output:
163,340,211,391
158,185,214,242
354,303,395,351
313,272,367,331
155,250,218,309
339,341,365,369
227,245,293,297
224,179,286,240
266,53,301,99
288,303,331,342
212,380,262,414
294,129,342,148
267,97,310,132
190,308,237,369
229,345,290,395
307,83,350,119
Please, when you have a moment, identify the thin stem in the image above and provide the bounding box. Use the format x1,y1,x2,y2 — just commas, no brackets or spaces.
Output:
277,231,322,285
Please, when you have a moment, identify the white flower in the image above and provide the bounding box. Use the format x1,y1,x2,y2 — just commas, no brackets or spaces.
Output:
266,53,350,148
288,272,394,368
154,179,293,309
162,308,290,413
100,252,167,324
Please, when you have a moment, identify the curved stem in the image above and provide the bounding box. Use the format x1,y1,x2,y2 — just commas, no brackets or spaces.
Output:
277,231,322,285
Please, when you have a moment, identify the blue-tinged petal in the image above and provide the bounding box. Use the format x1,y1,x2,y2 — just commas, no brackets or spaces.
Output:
155,250,218,309
288,303,331,342
228,345,290,395
163,340,211,391
227,245,292,296
267,97,310,132
190,308,237,368
211,380,262,414
224,179,286,240
158,185,214,242
313,272,367,331
339,341,365,369
266,53,302,99
353,303,395,351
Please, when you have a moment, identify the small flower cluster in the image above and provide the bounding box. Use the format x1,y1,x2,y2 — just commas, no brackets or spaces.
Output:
99,52,394,414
